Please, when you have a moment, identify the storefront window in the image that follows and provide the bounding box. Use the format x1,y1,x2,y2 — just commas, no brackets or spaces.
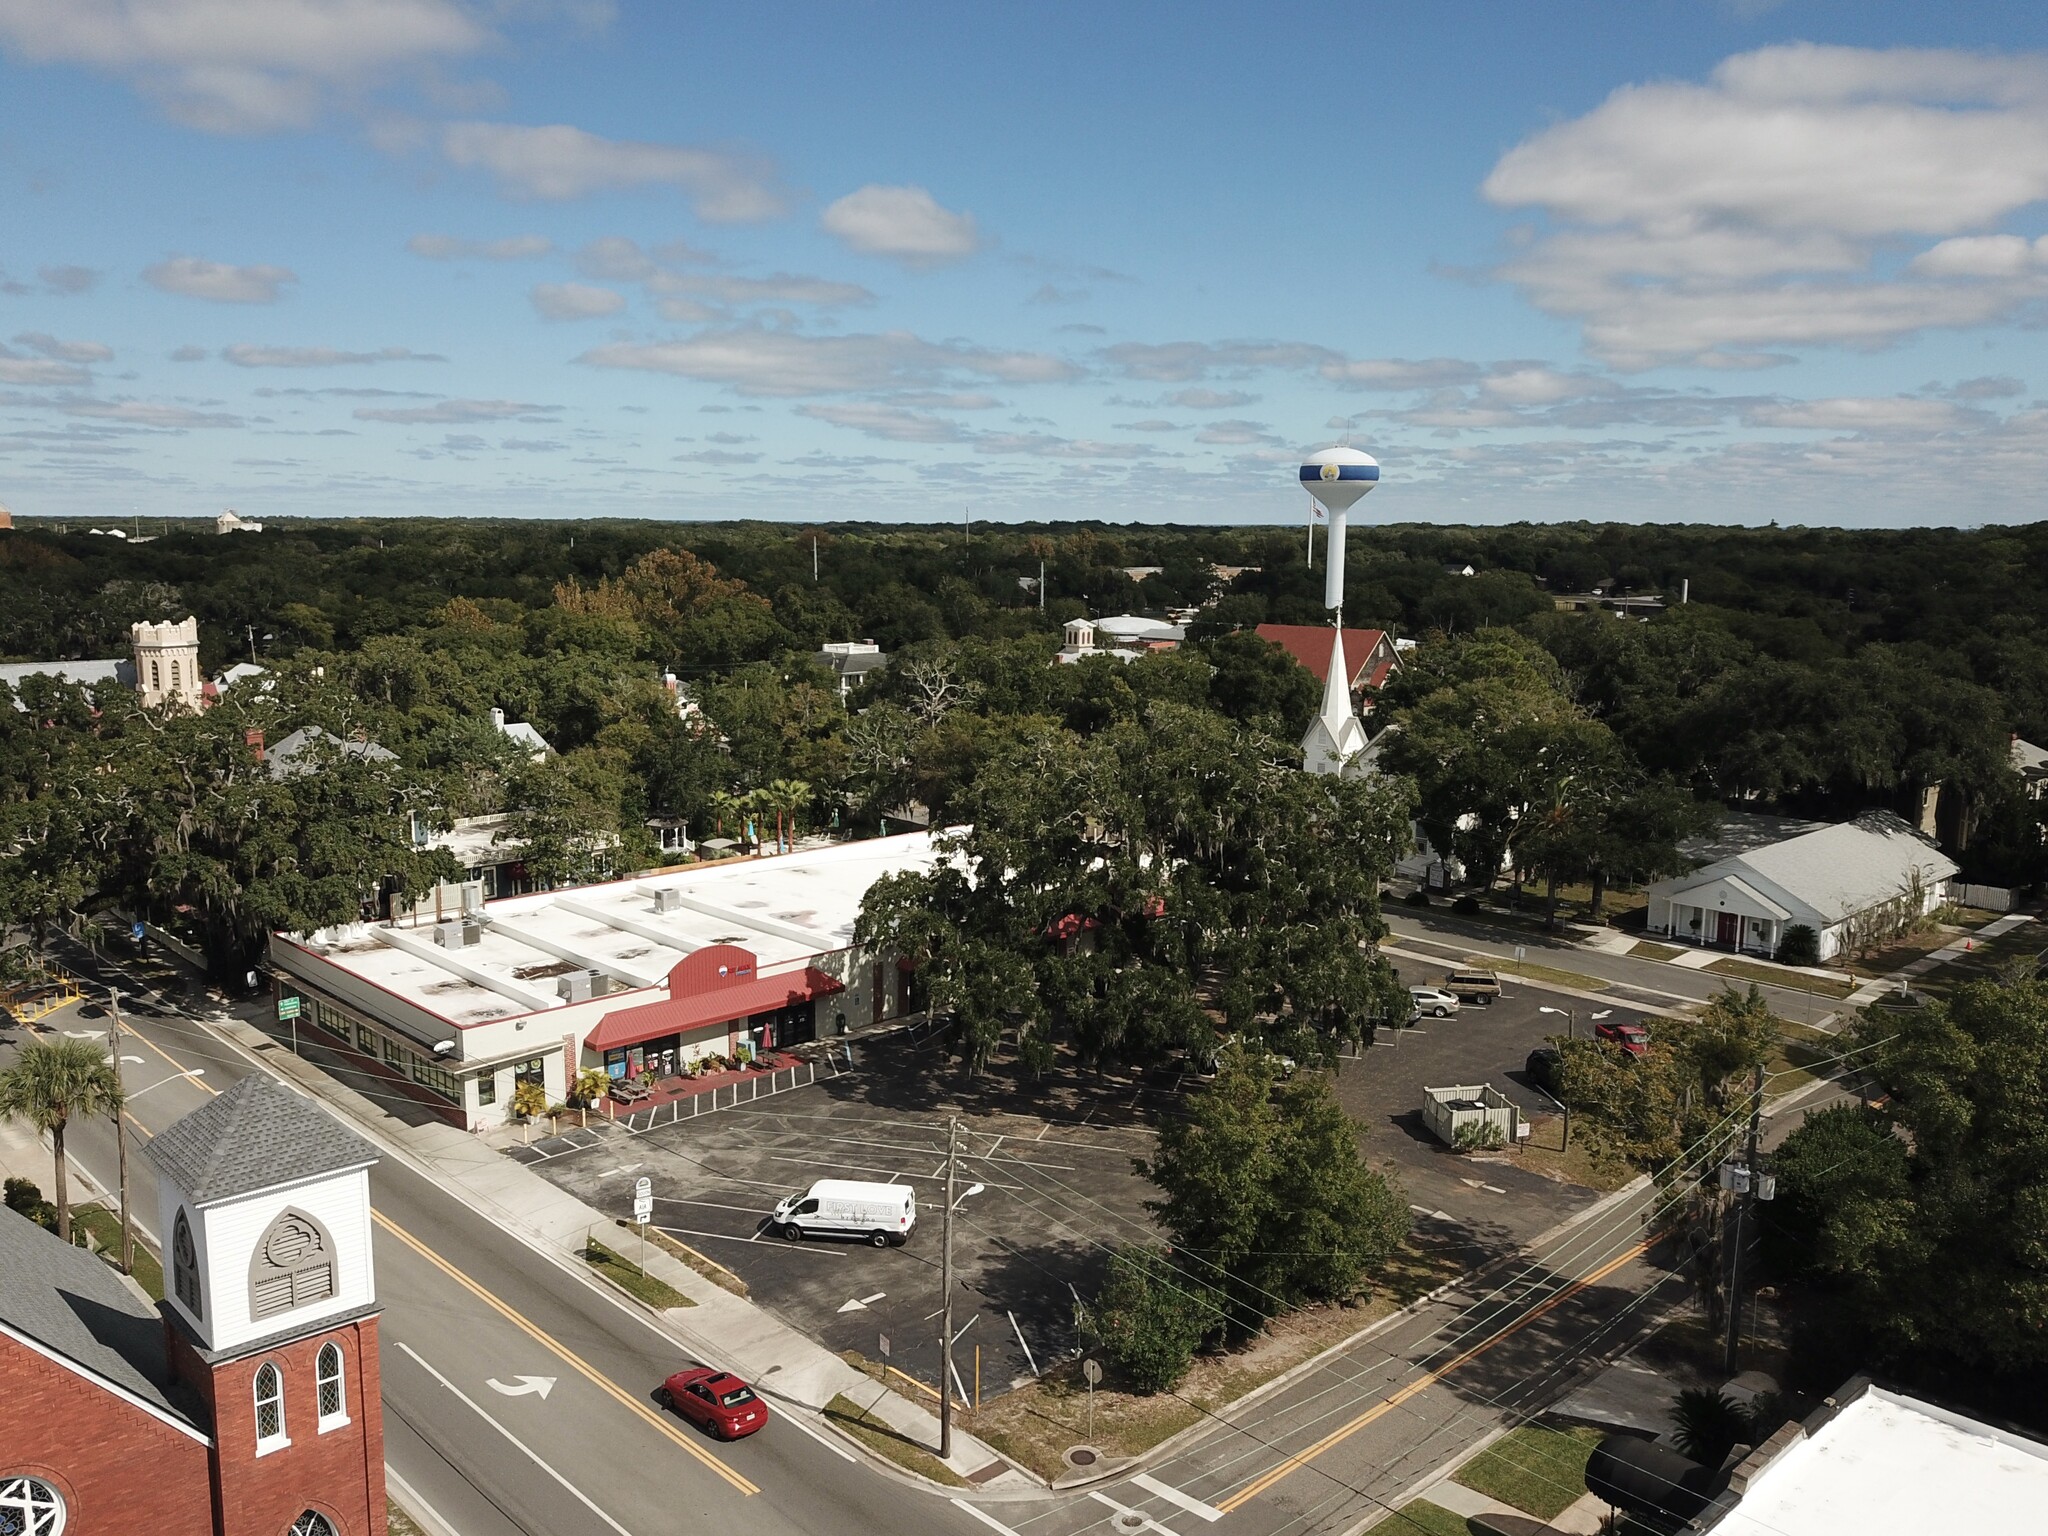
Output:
514,1057,545,1089
478,1073,497,1106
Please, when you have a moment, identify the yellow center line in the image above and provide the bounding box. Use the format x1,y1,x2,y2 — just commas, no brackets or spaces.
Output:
111,998,756,1496
1216,1239,1652,1513
374,1204,758,1494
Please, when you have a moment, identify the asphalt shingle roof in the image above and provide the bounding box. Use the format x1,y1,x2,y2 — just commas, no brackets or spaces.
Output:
0,1206,202,1428
144,1073,377,1207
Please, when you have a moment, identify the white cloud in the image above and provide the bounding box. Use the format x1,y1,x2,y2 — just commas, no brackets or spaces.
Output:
653,271,875,308
1319,357,1484,390
1164,387,1259,409
168,344,208,362
144,256,296,303
1742,396,1982,433
1101,340,1333,381
529,282,626,320
1949,375,2025,399
973,433,1152,459
1116,419,1182,432
39,393,242,427
1481,45,2048,366
223,343,443,366
407,232,553,260
820,184,981,265
1194,419,1280,446
797,402,968,443
38,264,97,293
580,325,1077,397
13,332,112,363
674,447,761,465
0,349,92,386
439,121,785,220
354,398,555,423
0,0,495,132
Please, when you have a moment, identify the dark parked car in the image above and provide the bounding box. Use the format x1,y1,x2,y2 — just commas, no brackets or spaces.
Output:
1525,1046,1563,1094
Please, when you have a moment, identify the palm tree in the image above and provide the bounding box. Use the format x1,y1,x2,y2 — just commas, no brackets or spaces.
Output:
709,789,742,838
765,778,812,853
0,1037,124,1243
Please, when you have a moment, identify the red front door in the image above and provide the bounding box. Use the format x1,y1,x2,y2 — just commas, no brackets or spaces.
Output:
1715,911,1740,947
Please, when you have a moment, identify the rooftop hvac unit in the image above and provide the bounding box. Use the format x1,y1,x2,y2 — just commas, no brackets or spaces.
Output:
652,888,683,914
462,919,482,947
434,921,463,949
559,969,606,1003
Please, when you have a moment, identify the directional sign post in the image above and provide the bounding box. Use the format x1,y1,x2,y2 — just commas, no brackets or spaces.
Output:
632,1176,653,1274
1081,1357,1101,1441
277,993,302,1055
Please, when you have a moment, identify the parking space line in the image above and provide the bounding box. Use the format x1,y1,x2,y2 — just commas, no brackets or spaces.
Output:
1131,1474,1223,1523
396,1341,638,1536
656,1223,843,1257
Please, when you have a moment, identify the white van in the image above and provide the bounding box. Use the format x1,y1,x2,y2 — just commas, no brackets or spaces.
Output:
771,1180,916,1247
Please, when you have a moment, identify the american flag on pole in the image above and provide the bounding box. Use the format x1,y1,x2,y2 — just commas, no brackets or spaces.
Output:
1310,497,1324,519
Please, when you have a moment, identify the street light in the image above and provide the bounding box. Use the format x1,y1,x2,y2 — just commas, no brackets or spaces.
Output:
1539,1004,1575,1039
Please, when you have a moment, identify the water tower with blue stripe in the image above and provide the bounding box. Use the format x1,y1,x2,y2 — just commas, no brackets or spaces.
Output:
1297,446,1380,775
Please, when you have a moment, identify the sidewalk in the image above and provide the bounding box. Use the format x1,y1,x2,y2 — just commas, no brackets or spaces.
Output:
199,1007,1035,1491
1844,911,2036,1006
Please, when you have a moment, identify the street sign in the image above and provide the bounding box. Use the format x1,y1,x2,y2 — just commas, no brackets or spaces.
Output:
878,1333,891,1359
632,1175,653,1224
129,921,145,942
277,995,302,1021
1081,1358,1102,1386
1514,945,1526,963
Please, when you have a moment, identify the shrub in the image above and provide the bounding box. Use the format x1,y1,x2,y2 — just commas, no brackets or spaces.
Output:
1452,894,1482,915
1775,924,1820,967
3,1176,57,1232
1075,1246,1219,1394
1403,889,1431,908
1453,1120,1505,1152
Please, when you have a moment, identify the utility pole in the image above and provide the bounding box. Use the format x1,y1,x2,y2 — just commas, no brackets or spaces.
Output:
245,624,258,663
813,535,819,582
1723,1063,1767,1374
106,989,133,1275
1038,559,1045,612
939,1117,958,1461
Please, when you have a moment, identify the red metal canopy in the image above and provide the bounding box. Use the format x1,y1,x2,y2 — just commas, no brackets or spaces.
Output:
586,944,845,1053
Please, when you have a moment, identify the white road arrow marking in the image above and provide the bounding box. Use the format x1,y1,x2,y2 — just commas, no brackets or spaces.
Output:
836,1292,887,1313
486,1375,557,1399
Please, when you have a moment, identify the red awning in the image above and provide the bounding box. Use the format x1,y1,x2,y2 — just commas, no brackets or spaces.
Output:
586,967,845,1053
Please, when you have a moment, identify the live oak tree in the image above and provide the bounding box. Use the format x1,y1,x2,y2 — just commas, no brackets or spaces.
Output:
855,702,1413,1076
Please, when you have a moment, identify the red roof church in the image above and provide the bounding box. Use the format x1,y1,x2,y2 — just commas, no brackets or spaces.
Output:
1253,623,1401,704
0,1074,387,1536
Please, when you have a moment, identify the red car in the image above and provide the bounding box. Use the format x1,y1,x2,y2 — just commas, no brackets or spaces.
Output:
662,1367,769,1439
1596,1021,1652,1057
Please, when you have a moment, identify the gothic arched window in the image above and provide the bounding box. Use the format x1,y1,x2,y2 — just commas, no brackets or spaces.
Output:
169,660,181,694
248,1209,334,1320
288,1512,335,1536
0,1476,65,1536
172,1208,201,1317
253,1361,286,1452
316,1342,346,1428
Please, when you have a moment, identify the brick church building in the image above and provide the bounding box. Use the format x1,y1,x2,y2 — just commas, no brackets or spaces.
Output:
0,1075,386,1536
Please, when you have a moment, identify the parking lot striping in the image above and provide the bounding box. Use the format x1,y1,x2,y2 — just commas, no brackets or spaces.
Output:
651,1194,770,1216
396,1341,639,1536
373,1210,760,1496
950,1498,1024,1536
1089,1490,1181,1536
1215,1238,1652,1513
1131,1473,1224,1523
760,1150,1026,1192
653,1222,842,1257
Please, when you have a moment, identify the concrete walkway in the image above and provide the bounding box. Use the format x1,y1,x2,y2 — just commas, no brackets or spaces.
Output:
1845,912,2036,1006
201,1008,1034,1491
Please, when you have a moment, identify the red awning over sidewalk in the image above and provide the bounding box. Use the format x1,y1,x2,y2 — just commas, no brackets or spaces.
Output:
586,943,844,1053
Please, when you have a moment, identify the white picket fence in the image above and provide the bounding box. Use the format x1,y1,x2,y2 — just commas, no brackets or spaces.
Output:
1946,880,2017,914
613,1060,820,1133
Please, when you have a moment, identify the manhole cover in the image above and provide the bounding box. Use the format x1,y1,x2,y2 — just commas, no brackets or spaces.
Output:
1114,1514,1147,1532
1062,1445,1102,1469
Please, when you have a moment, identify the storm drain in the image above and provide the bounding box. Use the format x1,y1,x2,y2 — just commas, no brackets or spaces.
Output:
1062,1445,1103,1470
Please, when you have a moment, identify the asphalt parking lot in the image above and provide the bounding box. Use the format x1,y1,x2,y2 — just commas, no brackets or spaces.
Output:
522,1033,1160,1403
1343,957,1660,1263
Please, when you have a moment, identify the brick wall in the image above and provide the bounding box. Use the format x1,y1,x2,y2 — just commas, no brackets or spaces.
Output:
0,1332,216,1532
172,1316,387,1536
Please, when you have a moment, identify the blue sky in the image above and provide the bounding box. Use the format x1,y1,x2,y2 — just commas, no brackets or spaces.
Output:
6,1,2048,526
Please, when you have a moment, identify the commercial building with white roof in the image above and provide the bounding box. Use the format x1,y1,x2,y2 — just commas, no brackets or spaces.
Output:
1700,1379,2048,1536
268,831,941,1127
1645,810,1957,962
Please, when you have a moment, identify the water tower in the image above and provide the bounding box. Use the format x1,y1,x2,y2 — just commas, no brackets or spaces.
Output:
1297,446,1380,775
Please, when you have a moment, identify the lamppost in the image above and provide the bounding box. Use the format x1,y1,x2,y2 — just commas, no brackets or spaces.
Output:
936,1118,985,1461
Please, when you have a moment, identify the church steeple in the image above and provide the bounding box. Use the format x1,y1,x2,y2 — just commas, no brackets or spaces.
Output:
1301,625,1368,776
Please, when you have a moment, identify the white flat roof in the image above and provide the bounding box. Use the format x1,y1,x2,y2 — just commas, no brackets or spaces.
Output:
284,831,940,1028
1715,1387,2048,1536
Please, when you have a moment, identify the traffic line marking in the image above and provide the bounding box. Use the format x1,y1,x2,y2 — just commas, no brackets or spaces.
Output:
1132,1472,1224,1522
374,1210,758,1495
1089,1489,1180,1535
1215,1239,1652,1513
949,1499,1023,1536
399,1343,636,1536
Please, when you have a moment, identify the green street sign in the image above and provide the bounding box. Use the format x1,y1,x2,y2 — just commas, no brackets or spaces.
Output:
277,995,303,1021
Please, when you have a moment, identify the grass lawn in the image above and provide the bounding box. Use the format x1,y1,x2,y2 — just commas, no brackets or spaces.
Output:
1453,1424,1605,1520
1765,1021,1841,1095
1514,1126,1639,1192
1705,958,1856,998
1630,940,1685,962
1923,924,2042,996
581,1238,694,1310
1388,1499,1471,1536
628,1220,749,1297
970,1238,1468,1483
1496,958,1613,994
70,1203,163,1301
823,1393,969,1487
